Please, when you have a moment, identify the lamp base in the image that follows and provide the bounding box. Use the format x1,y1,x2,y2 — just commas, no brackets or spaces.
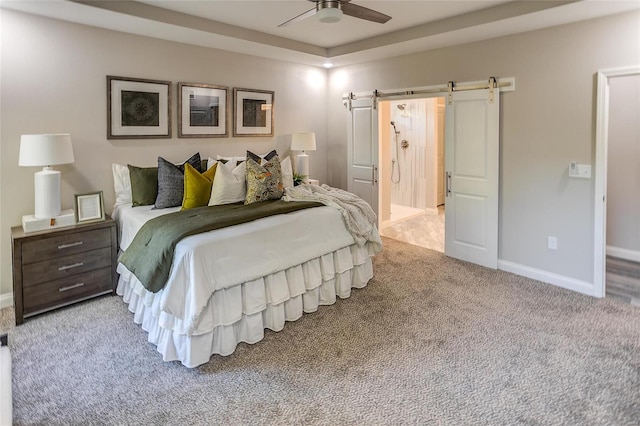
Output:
22,209,75,233
296,153,310,183
34,167,61,219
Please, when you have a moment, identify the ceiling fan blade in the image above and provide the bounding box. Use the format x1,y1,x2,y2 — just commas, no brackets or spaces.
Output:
278,7,318,27
342,3,391,24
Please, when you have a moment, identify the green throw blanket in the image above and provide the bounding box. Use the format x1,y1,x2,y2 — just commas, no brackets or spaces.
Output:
119,200,323,293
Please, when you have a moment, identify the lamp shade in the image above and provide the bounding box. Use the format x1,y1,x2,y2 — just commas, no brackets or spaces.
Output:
19,134,75,167
291,133,316,152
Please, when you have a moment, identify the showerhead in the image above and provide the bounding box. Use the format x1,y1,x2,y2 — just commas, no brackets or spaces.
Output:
390,121,399,134
397,104,406,111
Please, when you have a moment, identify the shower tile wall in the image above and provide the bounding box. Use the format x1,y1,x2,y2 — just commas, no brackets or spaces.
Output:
390,100,428,209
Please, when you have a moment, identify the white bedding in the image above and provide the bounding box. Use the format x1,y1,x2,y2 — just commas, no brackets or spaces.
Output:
114,203,380,367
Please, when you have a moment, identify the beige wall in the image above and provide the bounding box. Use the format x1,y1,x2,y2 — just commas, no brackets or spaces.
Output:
607,73,640,255
327,11,640,284
0,10,329,296
2,8,639,299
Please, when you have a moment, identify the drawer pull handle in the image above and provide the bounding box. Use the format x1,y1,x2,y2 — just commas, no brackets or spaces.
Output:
58,262,84,271
59,282,85,292
58,241,83,250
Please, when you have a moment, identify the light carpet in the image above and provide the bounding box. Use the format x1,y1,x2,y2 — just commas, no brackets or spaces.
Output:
1,237,639,425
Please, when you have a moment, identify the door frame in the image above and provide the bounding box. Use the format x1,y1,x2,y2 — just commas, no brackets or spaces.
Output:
593,65,640,298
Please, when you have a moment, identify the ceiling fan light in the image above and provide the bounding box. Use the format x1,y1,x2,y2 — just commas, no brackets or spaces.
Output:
317,8,343,24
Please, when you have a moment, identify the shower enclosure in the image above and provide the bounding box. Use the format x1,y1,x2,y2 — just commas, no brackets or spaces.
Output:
380,99,445,224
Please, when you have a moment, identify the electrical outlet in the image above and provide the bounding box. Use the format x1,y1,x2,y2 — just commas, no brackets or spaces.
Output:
548,236,557,250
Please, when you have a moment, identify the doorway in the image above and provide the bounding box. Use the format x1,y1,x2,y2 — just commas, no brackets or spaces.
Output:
594,66,640,301
378,97,446,252
603,72,640,305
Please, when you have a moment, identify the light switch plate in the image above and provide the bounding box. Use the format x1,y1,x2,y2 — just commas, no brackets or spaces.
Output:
569,162,591,179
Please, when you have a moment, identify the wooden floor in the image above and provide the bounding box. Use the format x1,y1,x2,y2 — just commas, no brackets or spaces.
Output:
606,256,640,307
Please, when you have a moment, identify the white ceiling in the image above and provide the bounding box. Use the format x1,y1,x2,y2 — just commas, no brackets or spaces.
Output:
3,0,639,67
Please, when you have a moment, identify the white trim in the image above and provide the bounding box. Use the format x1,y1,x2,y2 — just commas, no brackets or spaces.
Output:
606,246,640,263
594,65,640,299
0,293,13,310
498,260,596,297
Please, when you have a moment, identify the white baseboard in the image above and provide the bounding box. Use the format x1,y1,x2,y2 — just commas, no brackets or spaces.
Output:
498,260,598,297
0,293,13,310
606,246,640,263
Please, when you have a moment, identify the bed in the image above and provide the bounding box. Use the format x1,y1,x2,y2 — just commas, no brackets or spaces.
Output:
112,155,381,368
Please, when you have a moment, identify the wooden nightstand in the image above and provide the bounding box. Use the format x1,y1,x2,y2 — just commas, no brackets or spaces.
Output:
11,216,118,325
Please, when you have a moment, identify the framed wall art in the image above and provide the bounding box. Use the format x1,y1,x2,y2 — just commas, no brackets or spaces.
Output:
74,191,105,224
107,76,171,139
178,82,229,138
233,88,274,137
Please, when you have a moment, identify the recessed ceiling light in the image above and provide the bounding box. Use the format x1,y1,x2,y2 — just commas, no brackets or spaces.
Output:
322,62,334,68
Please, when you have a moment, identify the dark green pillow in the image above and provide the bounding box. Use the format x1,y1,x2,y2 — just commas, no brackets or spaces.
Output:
128,165,158,207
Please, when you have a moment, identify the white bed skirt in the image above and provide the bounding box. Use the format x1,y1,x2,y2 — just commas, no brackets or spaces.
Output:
117,242,377,368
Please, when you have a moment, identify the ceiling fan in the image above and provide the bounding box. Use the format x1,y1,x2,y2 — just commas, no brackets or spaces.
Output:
278,0,392,27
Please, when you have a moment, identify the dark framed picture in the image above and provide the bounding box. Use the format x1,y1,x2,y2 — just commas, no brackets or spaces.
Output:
74,191,105,224
233,88,274,137
178,82,229,138
107,76,171,139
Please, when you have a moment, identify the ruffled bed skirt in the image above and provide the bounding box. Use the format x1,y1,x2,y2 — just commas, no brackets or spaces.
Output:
116,242,377,368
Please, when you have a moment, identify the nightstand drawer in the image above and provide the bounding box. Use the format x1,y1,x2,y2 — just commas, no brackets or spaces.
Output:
22,247,112,287
22,227,111,264
23,267,113,315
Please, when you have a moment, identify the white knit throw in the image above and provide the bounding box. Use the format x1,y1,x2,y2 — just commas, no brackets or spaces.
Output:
283,184,382,250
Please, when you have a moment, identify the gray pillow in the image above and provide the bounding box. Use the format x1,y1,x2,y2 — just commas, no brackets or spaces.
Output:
154,153,201,209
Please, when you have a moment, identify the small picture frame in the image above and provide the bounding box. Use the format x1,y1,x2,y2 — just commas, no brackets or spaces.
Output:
233,88,274,137
107,76,172,139
178,82,229,138
75,191,105,224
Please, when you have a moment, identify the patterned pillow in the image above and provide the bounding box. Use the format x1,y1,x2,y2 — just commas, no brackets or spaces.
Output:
245,150,284,205
155,152,201,209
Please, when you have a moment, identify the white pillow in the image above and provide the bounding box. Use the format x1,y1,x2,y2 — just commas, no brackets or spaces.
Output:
281,156,294,189
112,164,132,205
209,161,247,205
216,154,246,170
206,157,217,170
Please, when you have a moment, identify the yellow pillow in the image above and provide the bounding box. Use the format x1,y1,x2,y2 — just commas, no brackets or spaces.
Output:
181,162,217,210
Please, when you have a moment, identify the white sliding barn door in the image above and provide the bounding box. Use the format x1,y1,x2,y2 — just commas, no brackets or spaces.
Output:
444,89,499,268
347,97,379,225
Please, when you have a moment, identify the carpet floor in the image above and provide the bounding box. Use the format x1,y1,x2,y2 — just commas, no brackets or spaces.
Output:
1,237,639,425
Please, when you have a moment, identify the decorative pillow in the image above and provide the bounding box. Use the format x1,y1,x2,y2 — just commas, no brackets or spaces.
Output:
245,150,284,205
200,158,208,172
155,153,201,209
280,156,294,189
209,161,247,205
206,157,217,170
182,162,217,210
128,165,158,207
112,163,132,205
216,155,246,170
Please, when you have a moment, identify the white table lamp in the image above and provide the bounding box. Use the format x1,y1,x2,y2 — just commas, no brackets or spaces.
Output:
291,132,316,180
19,134,75,219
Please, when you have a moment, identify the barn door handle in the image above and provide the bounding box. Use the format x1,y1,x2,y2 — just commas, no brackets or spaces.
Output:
446,171,451,196
371,166,378,185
